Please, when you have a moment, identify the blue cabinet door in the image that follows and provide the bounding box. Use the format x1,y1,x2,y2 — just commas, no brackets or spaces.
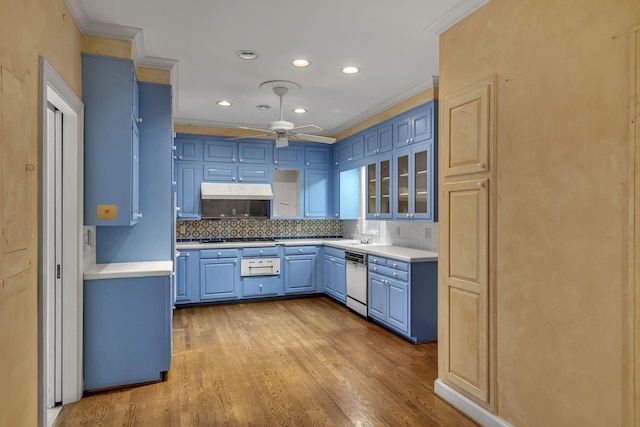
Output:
378,122,393,154
203,139,237,163
131,122,140,222
82,54,140,226
176,136,203,161
412,102,434,145
323,255,335,296
393,142,436,221
334,258,346,302
365,129,378,157
387,277,409,333
176,162,201,219
238,165,271,183
203,163,236,182
284,255,316,294
331,168,340,218
273,142,303,167
393,111,412,148
304,168,329,218
239,141,271,164
200,258,239,300
368,273,387,321
304,145,330,168
176,250,200,304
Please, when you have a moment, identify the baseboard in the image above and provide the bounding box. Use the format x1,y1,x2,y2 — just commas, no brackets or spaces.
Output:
434,379,514,427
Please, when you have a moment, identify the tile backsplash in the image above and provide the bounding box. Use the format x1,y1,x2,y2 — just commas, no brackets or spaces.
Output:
177,219,343,240
343,219,438,252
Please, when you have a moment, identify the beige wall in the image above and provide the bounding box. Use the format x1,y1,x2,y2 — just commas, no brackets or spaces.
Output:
0,0,82,425
440,0,639,425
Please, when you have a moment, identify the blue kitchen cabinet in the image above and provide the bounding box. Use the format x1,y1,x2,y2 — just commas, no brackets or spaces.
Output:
203,162,271,183
331,168,340,218
393,102,435,149
176,162,201,219
284,246,318,294
83,54,141,226
273,142,303,167
241,276,282,298
393,141,437,221
367,255,438,342
203,138,236,163
83,275,172,390
304,145,331,168
200,249,240,301
304,168,330,218
339,133,365,167
365,122,393,157
176,136,203,161
238,141,272,164
323,247,346,303
176,249,200,304
338,168,360,219
332,143,340,167
365,154,393,220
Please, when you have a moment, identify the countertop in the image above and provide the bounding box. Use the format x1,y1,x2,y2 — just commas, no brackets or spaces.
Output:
84,260,174,280
176,239,438,263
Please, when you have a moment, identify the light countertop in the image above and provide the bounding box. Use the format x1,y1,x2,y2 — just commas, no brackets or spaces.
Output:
176,239,437,263
84,260,173,280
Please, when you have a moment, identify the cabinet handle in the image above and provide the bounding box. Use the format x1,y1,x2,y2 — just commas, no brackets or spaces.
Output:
259,284,263,290
233,260,237,265
259,250,263,254
477,181,485,188
232,158,236,162
306,161,310,166
286,257,290,260
478,162,485,169
137,117,143,124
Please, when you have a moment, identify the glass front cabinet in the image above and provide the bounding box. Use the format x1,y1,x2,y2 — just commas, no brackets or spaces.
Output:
393,143,437,221
366,156,392,219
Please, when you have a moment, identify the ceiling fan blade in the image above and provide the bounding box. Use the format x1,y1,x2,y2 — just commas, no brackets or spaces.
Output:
228,133,272,141
238,126,274,133
292,133,336,144
289,124,323,133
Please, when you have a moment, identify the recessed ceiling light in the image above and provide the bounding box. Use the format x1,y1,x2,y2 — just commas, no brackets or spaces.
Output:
291,58,310,67
256,104,272,110
217,100,232,107
236,50,259,60
342,66,360,74
293,108,307,114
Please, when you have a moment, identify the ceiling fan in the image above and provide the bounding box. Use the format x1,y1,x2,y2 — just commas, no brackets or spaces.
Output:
237,80,336,148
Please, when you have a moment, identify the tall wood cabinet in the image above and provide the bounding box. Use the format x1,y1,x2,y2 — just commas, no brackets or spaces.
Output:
439,76,496,409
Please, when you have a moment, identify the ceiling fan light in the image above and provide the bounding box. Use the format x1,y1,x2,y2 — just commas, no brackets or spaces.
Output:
291,58,310,67
342,66,360,74
293,108,307,114
276,135,288,148
217,100,232,107
256,104,272,110
236,50,259,60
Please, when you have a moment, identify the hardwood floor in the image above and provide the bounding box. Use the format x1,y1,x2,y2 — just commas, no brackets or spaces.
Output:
54,297,477,426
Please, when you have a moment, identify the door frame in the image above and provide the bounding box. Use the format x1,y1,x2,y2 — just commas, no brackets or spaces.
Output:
631,24,640,427
38,57,84,425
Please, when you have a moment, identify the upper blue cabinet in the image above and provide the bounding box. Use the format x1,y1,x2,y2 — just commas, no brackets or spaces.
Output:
83,54,141,226
339,133,365,167
364,122,393,157
176,136,203,161
393,102,435,149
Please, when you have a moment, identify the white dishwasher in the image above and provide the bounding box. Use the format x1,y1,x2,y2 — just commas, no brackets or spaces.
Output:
345,250,368,317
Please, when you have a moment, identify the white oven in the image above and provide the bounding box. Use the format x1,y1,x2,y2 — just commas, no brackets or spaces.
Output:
240,257,281,277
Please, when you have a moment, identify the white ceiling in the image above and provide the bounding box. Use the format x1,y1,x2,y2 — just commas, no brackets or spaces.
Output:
66,0,488,136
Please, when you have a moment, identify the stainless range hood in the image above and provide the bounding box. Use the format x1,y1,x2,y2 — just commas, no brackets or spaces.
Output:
200,182,274,219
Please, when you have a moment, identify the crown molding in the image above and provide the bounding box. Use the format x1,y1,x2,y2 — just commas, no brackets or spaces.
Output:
424,0,490,35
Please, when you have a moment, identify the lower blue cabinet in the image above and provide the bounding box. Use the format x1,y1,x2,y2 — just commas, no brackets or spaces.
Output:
176,250,200,304
242,276,282,297
84,275,172,390
200,257,239,301
323,247,346,303
284,246,318,294
368,256,437,342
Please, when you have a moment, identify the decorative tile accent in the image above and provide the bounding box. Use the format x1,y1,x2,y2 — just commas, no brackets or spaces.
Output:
177,219,343,240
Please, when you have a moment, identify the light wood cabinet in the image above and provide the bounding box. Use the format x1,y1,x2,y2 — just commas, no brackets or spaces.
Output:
439,76,495,408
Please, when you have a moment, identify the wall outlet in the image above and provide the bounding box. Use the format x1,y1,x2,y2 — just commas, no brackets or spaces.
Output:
425,228,432,239
396,226,401,236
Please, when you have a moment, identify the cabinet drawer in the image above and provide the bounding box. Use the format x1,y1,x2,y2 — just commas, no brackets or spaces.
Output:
376,265,408,282
368,256,387,266
200,249,239,259
386,259,409,271
284,246,318,256
242,247,280,257
324,246,345,259
242,276,282,297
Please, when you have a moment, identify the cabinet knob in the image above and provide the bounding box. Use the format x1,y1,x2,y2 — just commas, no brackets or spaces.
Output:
172,145,177,151
218,252,222,256
232,158,236,162
137,212,143,219
259,284,263,290
406,213,410,218
239,178,243,181
178,156,183,160
232,177,236,181
137,117,143,124
306,161,310,166
299,249,303,252
478,162,485,169
233,260,237,265
185,253,190,257
274,160,278,164
410,213,414,218
393,263,397,267
477,181,485,188
393,272,397,277
239,159,243,163
259,250,263,254
410,138,414,143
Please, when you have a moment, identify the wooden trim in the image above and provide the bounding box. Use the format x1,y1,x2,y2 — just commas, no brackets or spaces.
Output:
137,67,171,85
632,24,640,427
173,124,273,139
81,35,133,61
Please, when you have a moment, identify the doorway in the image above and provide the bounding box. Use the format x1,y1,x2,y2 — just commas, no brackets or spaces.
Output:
39,57,83,427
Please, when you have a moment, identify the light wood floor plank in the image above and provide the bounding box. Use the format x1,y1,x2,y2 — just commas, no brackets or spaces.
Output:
53,297,477,426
